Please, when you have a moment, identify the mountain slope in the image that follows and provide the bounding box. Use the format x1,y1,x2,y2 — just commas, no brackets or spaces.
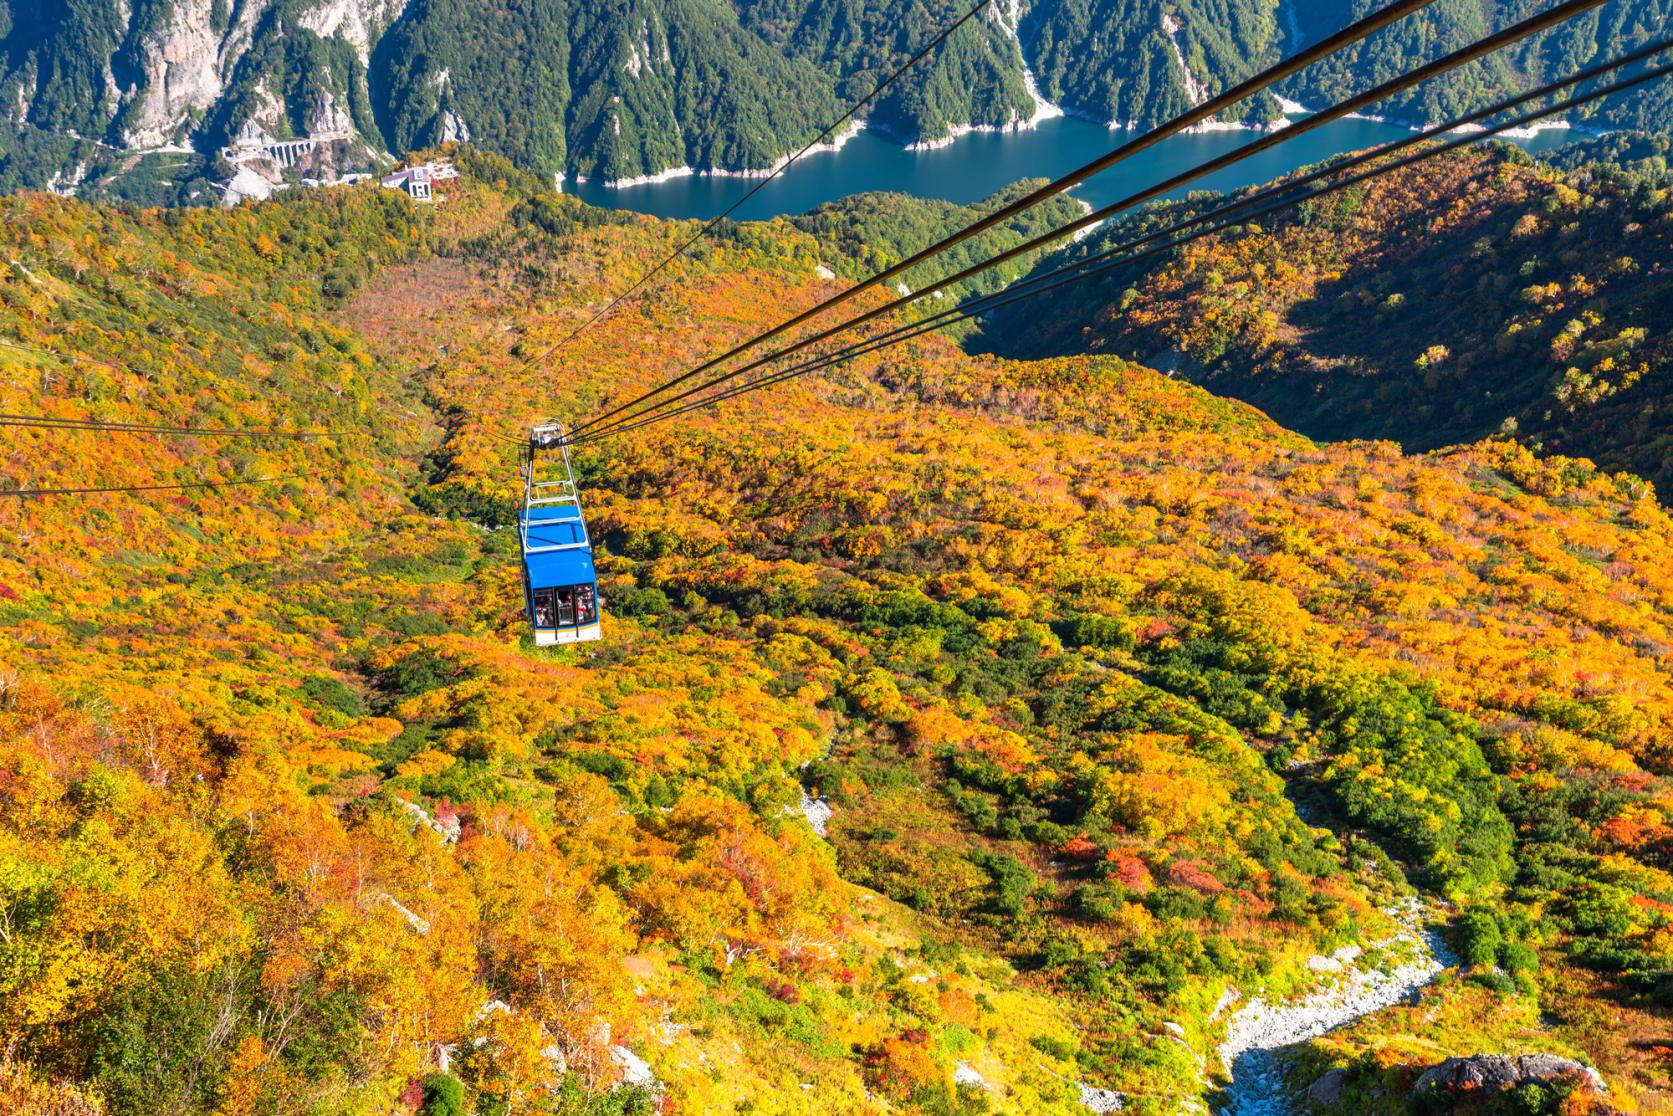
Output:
980,144,1673,492
1283,0,1673,133
1027,0,1286,129
12,0,1673,201
1,158,1671,1112
0,0,1041,193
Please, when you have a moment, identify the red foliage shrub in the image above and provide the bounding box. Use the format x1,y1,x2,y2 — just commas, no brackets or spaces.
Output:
1167,858,1225,894
1058,836,1101,862
762,978,800,1004
1105,852,1151,891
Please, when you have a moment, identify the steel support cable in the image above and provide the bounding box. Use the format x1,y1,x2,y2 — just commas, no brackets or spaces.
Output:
577,39,1673,442
517,0,1002,371
0,337,125,373
0,412,364,439
569,55,1673,446
566,0,1446,437
0,473,316,498
569,0,1613,444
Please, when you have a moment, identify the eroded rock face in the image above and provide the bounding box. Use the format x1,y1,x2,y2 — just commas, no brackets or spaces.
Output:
118,0,226,147
1412,1053,1605,1097
12,0,398,157
296,0,411,62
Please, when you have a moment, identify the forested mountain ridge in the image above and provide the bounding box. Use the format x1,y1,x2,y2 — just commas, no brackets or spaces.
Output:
0,0,1039,196
2,152,1672,1113
1281,0,1673,134
980,143,1673,491
7,0,1673,201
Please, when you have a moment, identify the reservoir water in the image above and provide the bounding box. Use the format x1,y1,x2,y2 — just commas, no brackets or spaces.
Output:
566,112,1579,221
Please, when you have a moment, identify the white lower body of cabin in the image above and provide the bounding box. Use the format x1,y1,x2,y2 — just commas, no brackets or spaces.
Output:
535,622,603,646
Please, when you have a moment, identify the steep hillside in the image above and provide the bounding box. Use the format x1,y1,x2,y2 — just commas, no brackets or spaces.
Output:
1282,0,1673,133
980,144,1673,492
1026,0,1286,129
8,0,1673,198
789,178,1087,304
2,160,1672,1114
0,0,1038,193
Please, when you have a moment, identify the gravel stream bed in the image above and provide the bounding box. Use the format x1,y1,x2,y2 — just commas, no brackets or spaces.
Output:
1215,899,1455,1116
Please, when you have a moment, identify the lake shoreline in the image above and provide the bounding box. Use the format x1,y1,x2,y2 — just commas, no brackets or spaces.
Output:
565,109,1581,222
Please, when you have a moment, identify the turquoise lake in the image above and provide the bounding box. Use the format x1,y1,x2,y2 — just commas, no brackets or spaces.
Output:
566,112,1579,220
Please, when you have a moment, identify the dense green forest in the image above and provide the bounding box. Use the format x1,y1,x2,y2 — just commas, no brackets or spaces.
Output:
6,0,1673,197
0,0,1039,191
789,178,1086,302
1282,0,1673,132
1026,0,1286,129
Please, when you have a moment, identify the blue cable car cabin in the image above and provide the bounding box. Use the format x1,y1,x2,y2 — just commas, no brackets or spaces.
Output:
519,424,603,645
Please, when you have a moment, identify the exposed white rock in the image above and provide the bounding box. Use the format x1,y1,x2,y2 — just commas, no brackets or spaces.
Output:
799,790,833,835
48,162,91,197
604,164,694,188
119,0,227,147
610,1045,660,1091
1162,13,1209,109
373,891,430,935
440,109,471,143
1079,1081,1127,1112
1217,899,1453,1116
298,0,411,63
221,164,276,206
597,116,868,188
399,797,462,843
953,1061,989,1089
997,0,1062,126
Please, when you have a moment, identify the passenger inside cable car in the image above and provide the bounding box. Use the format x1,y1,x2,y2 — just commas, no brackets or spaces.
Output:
529,584,598,631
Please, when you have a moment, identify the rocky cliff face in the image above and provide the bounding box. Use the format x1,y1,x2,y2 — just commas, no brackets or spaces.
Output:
7,0,1669,200
114,0,227,147
1,0,399,181
297,0,411,60
1412,1053,1608,1098
0,0,1044,193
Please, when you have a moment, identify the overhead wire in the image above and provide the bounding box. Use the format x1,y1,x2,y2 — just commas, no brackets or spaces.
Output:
566,0,1616,443
566,44,1673,446
516,0,1003,370
565,0,1449,437
0,337,126,373
581,59,1672,444
0,473,316,499
619,38,1673,436
0,412,364,439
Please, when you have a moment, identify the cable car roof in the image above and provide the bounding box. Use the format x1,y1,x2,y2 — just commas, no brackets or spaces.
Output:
526,545,596,588
520,507,595,588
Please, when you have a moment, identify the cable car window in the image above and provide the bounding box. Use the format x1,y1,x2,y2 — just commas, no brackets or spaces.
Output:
533,588,556,628
575,585,596,623
556,588,576,625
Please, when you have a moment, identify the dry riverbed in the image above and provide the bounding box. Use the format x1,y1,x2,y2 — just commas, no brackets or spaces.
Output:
1215,899,1454,1116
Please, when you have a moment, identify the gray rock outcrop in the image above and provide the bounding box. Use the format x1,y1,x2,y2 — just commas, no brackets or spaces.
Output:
1305,1067,1347,1106
1412,1053,1605,1097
